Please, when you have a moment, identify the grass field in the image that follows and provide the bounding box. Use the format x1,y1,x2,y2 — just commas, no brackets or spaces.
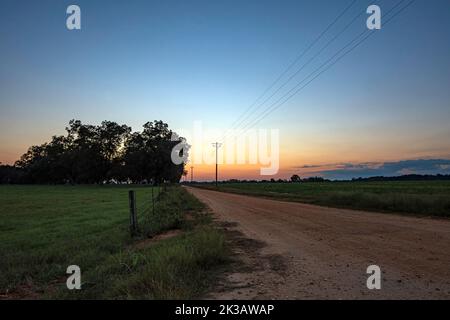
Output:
0,185,227,299
198,181,450,217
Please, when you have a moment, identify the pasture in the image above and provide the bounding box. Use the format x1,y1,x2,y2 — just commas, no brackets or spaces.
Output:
0,185,226,299
200,181,450,217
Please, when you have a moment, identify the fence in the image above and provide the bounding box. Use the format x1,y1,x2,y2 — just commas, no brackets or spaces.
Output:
128,184,165,237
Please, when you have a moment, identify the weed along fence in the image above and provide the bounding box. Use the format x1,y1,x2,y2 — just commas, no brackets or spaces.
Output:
127,184,175,237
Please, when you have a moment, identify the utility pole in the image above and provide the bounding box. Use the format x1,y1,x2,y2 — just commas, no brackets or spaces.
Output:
212,142,222,187
190,166,194,183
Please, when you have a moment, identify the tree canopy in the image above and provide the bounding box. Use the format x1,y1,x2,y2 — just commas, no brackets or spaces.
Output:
7,120,187,184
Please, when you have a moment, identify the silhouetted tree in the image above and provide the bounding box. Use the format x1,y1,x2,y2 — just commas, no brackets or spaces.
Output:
123,121,187,184
12,119,187,184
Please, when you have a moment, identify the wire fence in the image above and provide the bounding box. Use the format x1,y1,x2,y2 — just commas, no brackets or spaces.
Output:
128,184,167,237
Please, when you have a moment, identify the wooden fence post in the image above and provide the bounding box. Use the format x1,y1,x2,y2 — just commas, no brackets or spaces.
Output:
151,186,155,216
129,190,138,236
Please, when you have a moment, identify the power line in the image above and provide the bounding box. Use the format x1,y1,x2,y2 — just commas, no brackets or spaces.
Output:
226,0,415,140
221,0,373,143
219,0,358,142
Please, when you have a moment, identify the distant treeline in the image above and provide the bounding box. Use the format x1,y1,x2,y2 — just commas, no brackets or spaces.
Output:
0,120,187,184
186,174,450,184
350,174,450,182
189,176,328,184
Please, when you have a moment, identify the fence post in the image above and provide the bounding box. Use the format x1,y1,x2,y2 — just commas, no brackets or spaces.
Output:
151,185,155,216
129,190,138,236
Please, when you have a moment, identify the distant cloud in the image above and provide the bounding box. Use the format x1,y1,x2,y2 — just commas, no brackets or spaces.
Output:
294,159,450,180
296,164,324,169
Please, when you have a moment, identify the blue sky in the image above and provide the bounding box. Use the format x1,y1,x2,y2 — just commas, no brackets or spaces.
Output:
1,0,449,179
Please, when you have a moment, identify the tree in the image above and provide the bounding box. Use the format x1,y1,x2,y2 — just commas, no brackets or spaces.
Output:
0,165,24,184
13,119,186,185
290,174,301,182
65,120,131,183
15,136,71,184
122,121,188,184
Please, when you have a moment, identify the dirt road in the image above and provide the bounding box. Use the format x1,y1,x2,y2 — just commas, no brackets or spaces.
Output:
186,187,450,299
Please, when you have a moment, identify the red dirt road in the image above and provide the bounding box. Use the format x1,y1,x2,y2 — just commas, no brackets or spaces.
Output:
186,187,450,299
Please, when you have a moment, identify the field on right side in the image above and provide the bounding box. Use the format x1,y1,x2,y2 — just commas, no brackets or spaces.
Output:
197,181,450,218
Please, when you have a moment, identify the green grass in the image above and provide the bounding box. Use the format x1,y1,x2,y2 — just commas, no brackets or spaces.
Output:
0,185,227,299
198,181,450,217
137,185,205,237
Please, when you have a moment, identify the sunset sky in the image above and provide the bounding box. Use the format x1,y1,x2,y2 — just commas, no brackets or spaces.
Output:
1,0,450,180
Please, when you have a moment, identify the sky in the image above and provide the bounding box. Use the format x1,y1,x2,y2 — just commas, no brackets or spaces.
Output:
1,0,450,180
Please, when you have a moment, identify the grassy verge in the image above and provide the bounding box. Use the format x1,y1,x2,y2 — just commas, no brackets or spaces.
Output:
0,185,227,299
195,181,450,218
137,185,207,237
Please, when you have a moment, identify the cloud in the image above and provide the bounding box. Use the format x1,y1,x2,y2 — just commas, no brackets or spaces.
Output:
296,164,324,169
294,159,450,180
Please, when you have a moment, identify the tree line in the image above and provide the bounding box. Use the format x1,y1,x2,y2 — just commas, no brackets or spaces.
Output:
0,120,188,184
184,174,450,185
188,176,328,184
